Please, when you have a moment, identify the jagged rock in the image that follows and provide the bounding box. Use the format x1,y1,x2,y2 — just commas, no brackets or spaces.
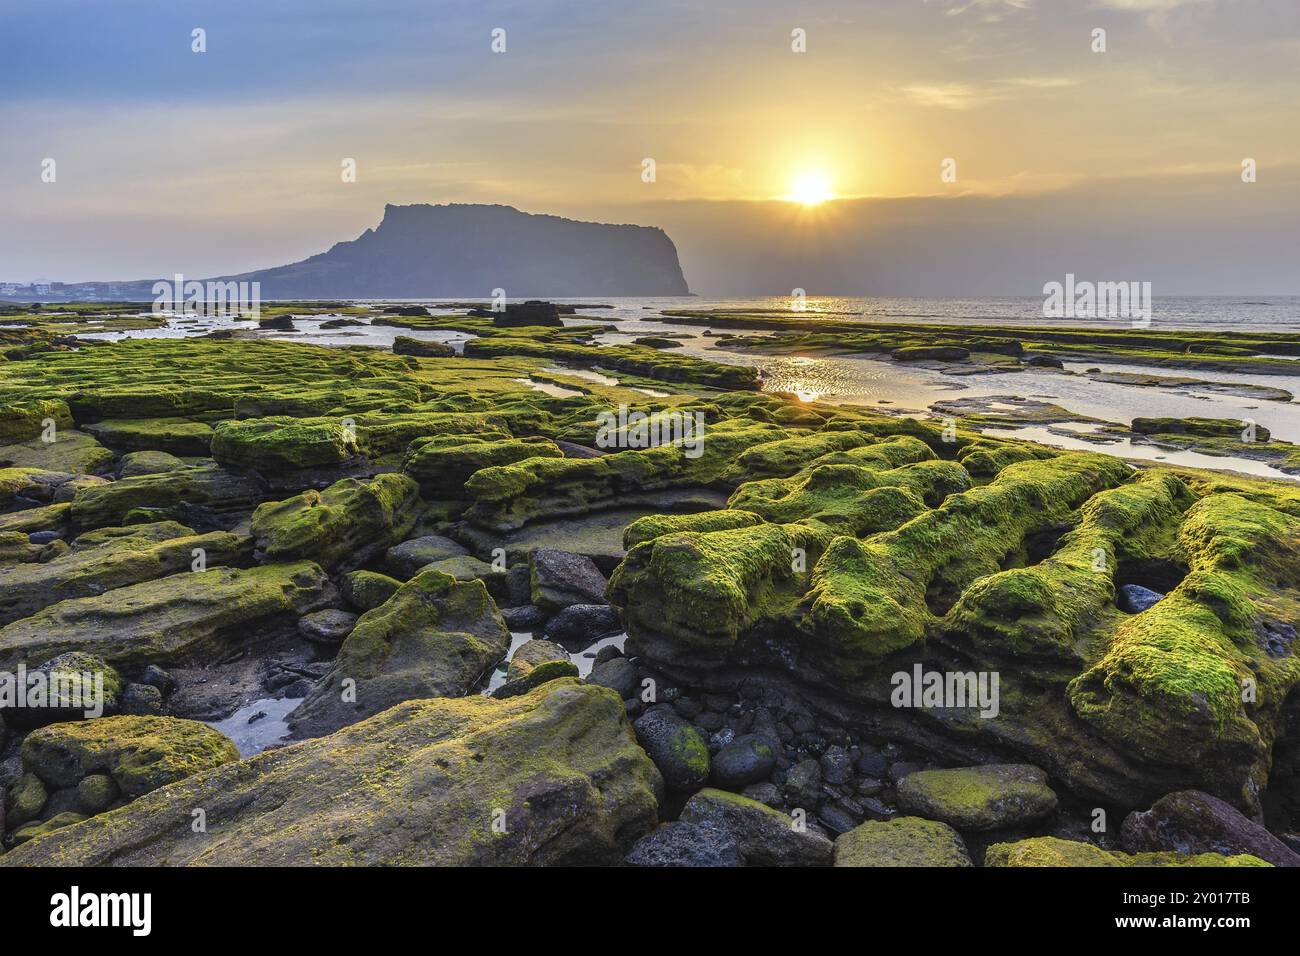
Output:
4,681,661,865
0,561,333,669
21,715,238,797
897,764,1058,831
681,788,832,866
1120,790,1300,867
985,836,1270,867
251,474,420,572
384,534,468,580
633,705,709,791
834,817,972,867
530,549,608,611
288,569,510,738
625,821,741,867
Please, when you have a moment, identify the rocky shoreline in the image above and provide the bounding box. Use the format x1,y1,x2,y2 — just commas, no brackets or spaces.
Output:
0,301,1297,867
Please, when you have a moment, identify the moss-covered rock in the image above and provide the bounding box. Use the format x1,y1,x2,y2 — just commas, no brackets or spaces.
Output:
3,680,661,865
0,561,333,669
0,429,114,475
68,464,262,530
833,816,972,867
288,568,511,737
896,764,1059,831
250,474,420,572
21,714,238,797
0,521,251,624
83,417,213,456
984,836,1271,867
340,569,403,611
680,788,832,866
403,435,563,496
0,399,73,444
211,416,359,472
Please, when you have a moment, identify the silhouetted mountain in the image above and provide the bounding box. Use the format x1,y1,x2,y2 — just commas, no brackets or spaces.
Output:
218,203,690,298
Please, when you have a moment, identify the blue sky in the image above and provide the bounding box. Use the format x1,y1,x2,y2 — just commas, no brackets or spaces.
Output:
2,0,1297,292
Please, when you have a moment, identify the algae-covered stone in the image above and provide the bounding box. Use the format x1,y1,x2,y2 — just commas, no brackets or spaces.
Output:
340,569,402,610
403,435,563,496
83,417,213,456
633,705,709,791
833,817,973,867
0,430,114,475
1,652,123,729
12,812,86,845
5,772,48,827
75,774,119,815
288,569,511,737
711,734,778,790
117,450,186,477
0,399,73,444
69,463,261,530
0,561,333,669
4,680,661,866
250,474,420,572
22,714,238,797
0,521,251,624
384,534,468,580
211,416,360,472
506,639,572,683
896,764,1058,831
984,836,1271,868
681,788,832,866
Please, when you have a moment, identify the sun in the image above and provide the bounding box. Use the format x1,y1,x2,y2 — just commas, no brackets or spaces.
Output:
788,171,833,206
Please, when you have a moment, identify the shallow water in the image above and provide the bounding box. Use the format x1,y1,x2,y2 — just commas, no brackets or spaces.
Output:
74,298,1300,481
205,696,298,757
482,630,628,694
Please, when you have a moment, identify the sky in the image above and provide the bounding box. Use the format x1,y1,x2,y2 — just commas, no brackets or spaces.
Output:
1,0,1297,294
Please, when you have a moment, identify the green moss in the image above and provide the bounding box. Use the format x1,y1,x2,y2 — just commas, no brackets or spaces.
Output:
985,836,1270,867
0,399,72,443
622,509,763,549
250,474,420,571
212,416,358,471
403,435,563,496
21,714,238,797
83,417,213,455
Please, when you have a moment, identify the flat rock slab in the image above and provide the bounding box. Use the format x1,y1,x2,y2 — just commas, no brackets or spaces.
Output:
896,763,1058,831
0,561,333,669
3,681,661,866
